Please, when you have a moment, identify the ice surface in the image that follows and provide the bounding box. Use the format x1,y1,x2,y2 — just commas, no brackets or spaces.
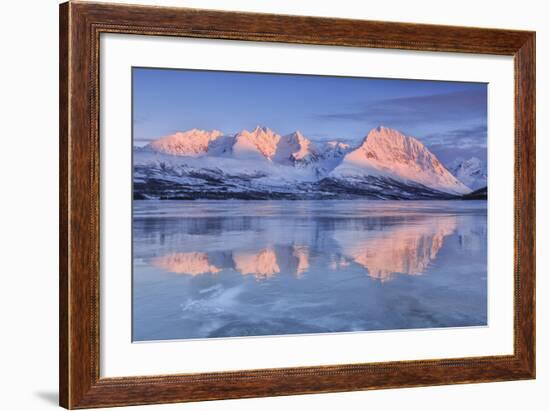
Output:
132,200,487,341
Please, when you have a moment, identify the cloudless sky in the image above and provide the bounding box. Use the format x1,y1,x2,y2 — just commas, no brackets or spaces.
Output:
133,67,487,166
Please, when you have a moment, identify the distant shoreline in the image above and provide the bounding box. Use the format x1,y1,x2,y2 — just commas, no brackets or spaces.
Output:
133,191,487,201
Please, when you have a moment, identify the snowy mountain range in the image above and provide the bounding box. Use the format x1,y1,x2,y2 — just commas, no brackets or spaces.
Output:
134,126,485,200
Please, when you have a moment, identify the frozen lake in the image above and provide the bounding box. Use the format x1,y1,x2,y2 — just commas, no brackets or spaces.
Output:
132,200,487,341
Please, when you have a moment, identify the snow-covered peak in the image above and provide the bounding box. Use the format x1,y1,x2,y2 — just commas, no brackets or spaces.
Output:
450,157,487,191
319,141,351,156
233,126,282,160
287,131,312,161
359,126,425,155
273,131,314,164
324,141,350,150
333,127,471,195
467,157,482,167
146,129,223,157
252,125,272,134
452,157,482,172
287,130,306,141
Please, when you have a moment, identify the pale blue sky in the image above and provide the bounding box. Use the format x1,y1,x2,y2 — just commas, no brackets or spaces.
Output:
133,67,487,166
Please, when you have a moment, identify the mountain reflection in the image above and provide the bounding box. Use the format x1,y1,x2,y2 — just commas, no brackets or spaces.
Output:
150,252,221,275
292,246,310,278
233,249,280,279
148,215,458,282
333,216,457,282
151,245,309,280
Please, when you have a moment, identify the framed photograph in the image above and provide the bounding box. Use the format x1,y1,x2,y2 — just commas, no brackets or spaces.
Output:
59,1,535,409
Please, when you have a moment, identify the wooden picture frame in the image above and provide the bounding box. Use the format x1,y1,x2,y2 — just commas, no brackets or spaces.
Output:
59,1,535,408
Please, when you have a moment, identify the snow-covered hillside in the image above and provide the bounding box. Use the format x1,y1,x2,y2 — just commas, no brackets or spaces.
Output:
273,131,316,166
134,126,477,200
232,126,281,160
449,157,487,191
146,129,223,157
331,126,470,195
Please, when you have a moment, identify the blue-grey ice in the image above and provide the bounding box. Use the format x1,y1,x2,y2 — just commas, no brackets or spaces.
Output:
132,200,487,341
